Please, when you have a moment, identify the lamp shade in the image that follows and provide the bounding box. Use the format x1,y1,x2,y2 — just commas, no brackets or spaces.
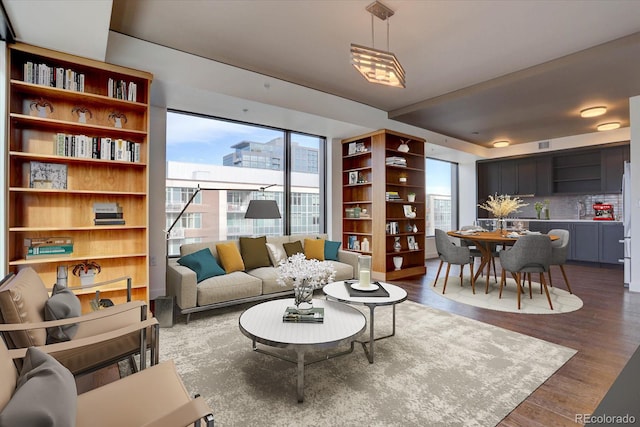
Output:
245,200,281,219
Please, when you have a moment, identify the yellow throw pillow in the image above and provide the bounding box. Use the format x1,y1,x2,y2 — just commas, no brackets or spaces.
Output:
216,242,245,273
304,238,325,261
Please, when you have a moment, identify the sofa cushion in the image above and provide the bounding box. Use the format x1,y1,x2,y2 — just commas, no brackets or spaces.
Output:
248,267,292,294
0,347,77,427
283,241,304,258
328,261,354,281
216,242,245,273
304,238,325,261
0,268,48,347
265,243,286,267
177,248,225,283
239,236,271,270
324,240,342,261
44,283,81,344
196,272,262,306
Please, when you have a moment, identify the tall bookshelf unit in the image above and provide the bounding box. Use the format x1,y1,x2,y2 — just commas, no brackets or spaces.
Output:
6,43,152,308
342,129,426,281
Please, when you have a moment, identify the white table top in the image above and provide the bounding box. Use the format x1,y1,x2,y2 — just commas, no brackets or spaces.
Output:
239,298,366,348
322,281,408,306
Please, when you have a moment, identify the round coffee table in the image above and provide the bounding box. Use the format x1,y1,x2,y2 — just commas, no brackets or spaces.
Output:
322,281,407,364
239,298,366,402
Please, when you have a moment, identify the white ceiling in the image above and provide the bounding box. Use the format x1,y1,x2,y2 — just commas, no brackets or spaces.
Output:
4,0,640,147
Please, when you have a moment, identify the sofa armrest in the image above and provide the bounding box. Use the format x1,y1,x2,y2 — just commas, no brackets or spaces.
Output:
337,250,359,279
166,259,198,310
140,396,215,427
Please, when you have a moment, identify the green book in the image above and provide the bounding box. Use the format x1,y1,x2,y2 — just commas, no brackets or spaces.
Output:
283,307,324,323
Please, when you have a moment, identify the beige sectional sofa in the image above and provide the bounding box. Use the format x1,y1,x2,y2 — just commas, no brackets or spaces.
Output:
166,234,358,323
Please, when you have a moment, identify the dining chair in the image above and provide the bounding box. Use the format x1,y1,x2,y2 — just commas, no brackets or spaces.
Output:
548,228,573,294
434,229,475,294
460,225,499,284
498,235,553,310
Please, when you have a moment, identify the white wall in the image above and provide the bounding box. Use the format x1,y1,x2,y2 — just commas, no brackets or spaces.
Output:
629,95,640,293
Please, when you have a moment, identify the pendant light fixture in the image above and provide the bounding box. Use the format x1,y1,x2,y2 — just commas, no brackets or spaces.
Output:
350,1,405,88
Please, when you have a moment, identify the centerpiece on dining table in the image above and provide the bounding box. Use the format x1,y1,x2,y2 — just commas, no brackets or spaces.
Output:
477,194,528,235
277,253,336,313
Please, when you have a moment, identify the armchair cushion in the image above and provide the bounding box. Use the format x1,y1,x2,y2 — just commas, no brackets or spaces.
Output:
0,347,76,427
216,242,245,273
239,236,271,270
177,248,225,283
44,284,81,344
324,240,342,261
304,238,325,261
283,241,303,257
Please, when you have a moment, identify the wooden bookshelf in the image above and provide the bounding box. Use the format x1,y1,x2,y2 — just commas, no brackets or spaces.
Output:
342,129,426,280
6,43,152,307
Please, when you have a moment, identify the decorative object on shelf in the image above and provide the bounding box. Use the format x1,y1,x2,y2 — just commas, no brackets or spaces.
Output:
407,192,416,202
356,142,367,152
348,171,358,185
108,111,128,128
56,265,68,288
29,161,67,189
386,221,399,234
276,253,336,309
397,139,410,153
413,224,418,233
29,97,54,118
71,106,92,123
357,172,367,183
359,208,370,218
544,199,550,220
348,235,358,250
72,260,101,286
534,202,543,219
353,205,362,218
393,256,403,270
407,235,416,250
393,237,402,252
361,237,370,252
348,142,357,155
358,255,372,287
399,176,407,183
403,205,416,218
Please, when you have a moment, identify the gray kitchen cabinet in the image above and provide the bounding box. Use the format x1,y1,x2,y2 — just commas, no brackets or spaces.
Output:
599,222,624,264
535,157,552,197
516,158,537,196
572,222,600,262
601,146,626,193
500,161,517,195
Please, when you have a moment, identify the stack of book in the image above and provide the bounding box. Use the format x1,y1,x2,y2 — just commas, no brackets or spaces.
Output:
93,202,125,226
385,156,407,167
385,191,401,201
24,237,73,259
282,307,324,323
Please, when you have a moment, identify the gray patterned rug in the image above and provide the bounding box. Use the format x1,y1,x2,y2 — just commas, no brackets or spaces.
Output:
160,300,576,426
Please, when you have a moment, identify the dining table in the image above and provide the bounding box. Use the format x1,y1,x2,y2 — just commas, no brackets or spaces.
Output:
447,229,558,293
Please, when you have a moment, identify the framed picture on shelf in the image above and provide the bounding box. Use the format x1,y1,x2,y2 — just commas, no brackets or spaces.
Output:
407,235,416,250
403,205,416,218
348,171,358,185
348,142,357,155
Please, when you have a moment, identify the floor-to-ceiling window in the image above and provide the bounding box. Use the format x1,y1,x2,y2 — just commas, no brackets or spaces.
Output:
425,158,458,235
165,111,325,256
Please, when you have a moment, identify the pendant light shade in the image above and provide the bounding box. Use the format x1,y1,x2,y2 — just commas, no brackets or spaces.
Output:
244,200,281,219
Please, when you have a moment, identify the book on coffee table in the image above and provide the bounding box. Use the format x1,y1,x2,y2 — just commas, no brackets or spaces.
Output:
283,307,324,323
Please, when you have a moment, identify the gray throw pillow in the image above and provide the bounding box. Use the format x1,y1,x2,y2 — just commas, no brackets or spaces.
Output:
0,347,77,427
44,283,81,344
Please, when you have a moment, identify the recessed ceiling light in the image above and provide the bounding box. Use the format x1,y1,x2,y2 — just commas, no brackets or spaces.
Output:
580,106,607,118
597,122,621,131
493,141,509,148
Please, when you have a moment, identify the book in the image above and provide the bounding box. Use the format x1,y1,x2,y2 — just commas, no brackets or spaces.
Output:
29,161,67,189
94,219,126,225
24,237,73,247
93,202,123,213
94,212,124,219
282,307,324,323
26,244,73,256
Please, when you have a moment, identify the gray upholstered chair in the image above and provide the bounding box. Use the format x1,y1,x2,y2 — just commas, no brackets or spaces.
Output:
548,228,573,294
460,225,498,284
499,234,553,310
433,229,475,294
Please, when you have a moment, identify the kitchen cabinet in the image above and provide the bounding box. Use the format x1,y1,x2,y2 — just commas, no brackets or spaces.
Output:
552,149,601,194
572,222,600,262
599,223,624,264
516,158,537,196
535,157,552,197
601,146,626,193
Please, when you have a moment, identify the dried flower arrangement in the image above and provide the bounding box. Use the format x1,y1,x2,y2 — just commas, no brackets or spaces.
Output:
478,194,528,218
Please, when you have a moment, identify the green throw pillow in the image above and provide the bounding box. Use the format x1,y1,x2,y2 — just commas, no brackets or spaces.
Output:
324,240,342,261
44,283,81,344
178,248,225,282
239,236,271,270
283,240,304,258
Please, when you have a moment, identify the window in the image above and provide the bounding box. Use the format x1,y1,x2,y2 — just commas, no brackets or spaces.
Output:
165,111,325,256
425,158,458,236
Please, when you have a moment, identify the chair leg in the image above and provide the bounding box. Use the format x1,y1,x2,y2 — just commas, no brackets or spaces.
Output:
459,265,464,286
540,273,554,310
469,263,475,294
492,257,497,283
528,273,533,298
442,264,452,294
559,265,573,294
517,272,522,309
499,269,506,298
548,267,554,287
434,260,444,286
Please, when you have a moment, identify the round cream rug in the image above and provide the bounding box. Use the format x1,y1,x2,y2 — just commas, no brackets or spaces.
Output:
431,276,583,314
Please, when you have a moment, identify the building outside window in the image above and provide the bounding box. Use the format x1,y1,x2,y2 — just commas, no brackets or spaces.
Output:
165,111,325,256
425,158,458,236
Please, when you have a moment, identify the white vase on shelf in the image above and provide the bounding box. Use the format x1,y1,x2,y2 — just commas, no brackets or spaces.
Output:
393,256,403,270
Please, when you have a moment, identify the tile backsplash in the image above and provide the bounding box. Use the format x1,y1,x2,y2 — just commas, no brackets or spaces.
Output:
510,194,623,221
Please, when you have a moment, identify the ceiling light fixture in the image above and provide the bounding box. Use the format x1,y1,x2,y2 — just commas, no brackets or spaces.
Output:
580,106,607,118
597,122,621,131
350,1,405,88
493,141,510,148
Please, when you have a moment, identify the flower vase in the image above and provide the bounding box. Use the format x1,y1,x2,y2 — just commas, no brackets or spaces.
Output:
545,208,550,220
294,279,314,310
498,218,507,236
393,237,402,252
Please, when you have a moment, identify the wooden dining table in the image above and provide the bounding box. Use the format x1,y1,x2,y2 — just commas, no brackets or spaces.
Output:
447,230,558,292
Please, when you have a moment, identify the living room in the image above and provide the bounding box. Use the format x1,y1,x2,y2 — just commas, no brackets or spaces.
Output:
2,1,640,425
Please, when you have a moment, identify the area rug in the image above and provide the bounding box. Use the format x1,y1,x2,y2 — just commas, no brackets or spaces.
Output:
159,300,576,426
431,276,583,314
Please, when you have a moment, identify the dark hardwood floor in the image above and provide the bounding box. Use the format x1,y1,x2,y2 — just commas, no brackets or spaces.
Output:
386,258,640,426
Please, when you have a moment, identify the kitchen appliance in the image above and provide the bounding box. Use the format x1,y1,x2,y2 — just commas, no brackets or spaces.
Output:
623,162,631,287
593,202,614,220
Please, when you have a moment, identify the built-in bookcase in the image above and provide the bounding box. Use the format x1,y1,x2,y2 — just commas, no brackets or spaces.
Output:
6,43,152,310
342,129,426,280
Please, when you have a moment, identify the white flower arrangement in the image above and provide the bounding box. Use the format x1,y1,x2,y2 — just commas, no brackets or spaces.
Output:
478,194,528,218
276,253,336,290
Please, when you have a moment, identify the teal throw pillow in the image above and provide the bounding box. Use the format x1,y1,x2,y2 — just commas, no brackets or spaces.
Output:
324,240,341,261
178,248,225,282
